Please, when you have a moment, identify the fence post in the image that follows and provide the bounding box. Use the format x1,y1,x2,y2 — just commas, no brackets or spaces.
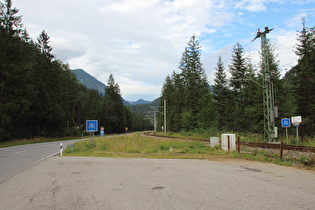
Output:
228,135,230,152
237,136,240,153
280,141,283,160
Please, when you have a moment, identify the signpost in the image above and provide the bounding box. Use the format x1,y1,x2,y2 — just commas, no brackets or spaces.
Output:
100,127,104,136
86,120,98,132
70,144,74,153
291,116,302,145
86,120,98,148
281,118,290,144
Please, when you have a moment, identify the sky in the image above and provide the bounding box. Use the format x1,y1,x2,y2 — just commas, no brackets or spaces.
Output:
12,0,315,101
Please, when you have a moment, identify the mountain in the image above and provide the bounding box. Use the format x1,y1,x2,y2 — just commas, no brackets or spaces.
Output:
72,69,131,105
128,99,152,105
129,98,161,116
72,69,106,95
72,69,158,106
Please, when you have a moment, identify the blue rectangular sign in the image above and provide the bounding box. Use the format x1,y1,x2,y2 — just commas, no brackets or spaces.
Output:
86,120,98,132
281,118,291,128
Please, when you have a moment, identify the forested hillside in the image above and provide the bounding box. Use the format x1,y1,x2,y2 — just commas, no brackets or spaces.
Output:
158,25,314,137
72,69,131,106
72,69,107,95
129,98,160,116
0,0,150,141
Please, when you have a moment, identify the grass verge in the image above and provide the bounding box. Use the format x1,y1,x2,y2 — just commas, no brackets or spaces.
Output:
64,133,226,160
64,133,315,171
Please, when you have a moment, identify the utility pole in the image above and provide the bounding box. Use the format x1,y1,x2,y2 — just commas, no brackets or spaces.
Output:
154,111,156,132
150,102,166,134
254,27,275,142
145,111,156,132
164,99,166,136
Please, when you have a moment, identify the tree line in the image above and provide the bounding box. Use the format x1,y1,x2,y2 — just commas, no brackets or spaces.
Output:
158,20,314,137
0,0,150,141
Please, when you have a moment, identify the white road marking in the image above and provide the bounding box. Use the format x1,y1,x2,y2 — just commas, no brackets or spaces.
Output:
13,150,28,155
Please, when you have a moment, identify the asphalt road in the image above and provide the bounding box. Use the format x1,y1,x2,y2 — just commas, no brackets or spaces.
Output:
0,138,84,184
0,133,134,184
1,157,314,210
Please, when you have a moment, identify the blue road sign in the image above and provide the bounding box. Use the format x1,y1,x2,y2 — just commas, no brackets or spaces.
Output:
86,120,98,132
100,130,104,136
281,118,290,128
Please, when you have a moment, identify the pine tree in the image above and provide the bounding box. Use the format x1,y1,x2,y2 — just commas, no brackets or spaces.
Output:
243,58,261,132
292,19,315,136
31,30,56,137
0,0,34,139
228,42,247,131
178,35,209,130
159,74,174,131
213,56,228,129
103,74,124,133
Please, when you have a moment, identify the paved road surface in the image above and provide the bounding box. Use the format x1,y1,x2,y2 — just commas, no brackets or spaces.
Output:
1,157,314,209
0,139,83,184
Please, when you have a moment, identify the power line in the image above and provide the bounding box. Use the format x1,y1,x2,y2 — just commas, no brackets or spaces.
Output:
273,12,315,31
242,13,315,51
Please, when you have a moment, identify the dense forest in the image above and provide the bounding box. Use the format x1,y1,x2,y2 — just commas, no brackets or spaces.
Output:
0,0,151,141
158,21,314,138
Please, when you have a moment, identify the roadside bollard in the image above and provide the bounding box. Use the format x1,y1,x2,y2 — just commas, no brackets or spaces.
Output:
60,143,63,156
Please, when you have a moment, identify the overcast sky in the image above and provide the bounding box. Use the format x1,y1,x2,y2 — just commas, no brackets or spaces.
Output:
12,0,315,101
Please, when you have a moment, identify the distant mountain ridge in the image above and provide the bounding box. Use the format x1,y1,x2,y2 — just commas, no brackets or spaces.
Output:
72,69,106,95
71,69,153,106
128,99,152,105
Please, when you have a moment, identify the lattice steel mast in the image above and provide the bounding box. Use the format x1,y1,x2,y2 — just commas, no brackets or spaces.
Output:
254,27,275,142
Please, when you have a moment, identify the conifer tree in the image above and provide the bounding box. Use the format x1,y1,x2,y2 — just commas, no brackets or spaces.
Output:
213,56,228,129
159,74,174,131
243,58,261,132
103,74,124,133
228,42,247,131
292,19,315,135
178,35,209,130
0,0,34,139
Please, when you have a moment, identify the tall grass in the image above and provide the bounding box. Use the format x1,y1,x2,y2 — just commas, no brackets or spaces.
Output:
64,134,223,158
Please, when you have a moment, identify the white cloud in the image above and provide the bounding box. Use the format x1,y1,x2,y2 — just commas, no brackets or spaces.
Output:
234,0,267,12
270,29,299,74
12,0,315,100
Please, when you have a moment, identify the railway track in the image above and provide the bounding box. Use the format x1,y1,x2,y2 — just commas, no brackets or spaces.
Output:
242,142,315,153
144,132,315,153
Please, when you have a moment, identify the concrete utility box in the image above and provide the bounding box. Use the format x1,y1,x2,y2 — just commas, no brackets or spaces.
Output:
210,137,220,147
221,134,236,151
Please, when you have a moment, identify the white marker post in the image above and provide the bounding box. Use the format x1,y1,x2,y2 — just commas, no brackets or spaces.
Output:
291,116,302,146
60,143,63,156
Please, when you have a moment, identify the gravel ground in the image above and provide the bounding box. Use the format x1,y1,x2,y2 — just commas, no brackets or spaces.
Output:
241,146,315,160
1,156,315,210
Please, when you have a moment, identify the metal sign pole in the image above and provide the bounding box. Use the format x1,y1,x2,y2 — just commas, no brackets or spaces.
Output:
90,132,92,148
286,127,288,145
296,126,299,146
